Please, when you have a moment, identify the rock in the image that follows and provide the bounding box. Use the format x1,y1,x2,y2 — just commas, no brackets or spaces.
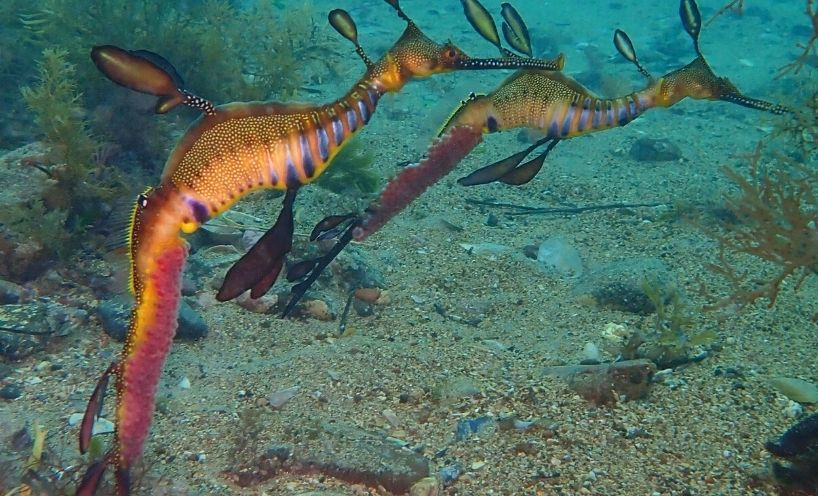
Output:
543,359,657,405
302,299,334,321
98,295,208,342
438,376,481,403
287,420,430,493
573,257,676,314
181,274,197,296
0,363,12,381
0,238,49,282
177,300,208,340
97,295,129,340
67,413,114,434
0,279,27,304
629,137,683,162
0,383,23,400
0,333,41,361
0,300,82,359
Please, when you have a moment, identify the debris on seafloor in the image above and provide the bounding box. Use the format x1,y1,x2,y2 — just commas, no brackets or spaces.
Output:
543,359,657,405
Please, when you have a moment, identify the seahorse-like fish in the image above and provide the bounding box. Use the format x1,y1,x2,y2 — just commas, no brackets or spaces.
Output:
290,0,789,310
444,0,789,186
76,1,564,493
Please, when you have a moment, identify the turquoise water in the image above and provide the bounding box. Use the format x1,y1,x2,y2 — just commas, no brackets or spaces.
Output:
0,1,816,494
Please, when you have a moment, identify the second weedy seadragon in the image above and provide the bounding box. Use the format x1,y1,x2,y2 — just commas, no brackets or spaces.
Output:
286,0,790,312
75,1,564,494
445,0,790,186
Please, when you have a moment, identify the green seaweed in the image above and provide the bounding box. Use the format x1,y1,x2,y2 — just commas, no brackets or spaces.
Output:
12,49,120,259
639,279,717,367
315,138,381,196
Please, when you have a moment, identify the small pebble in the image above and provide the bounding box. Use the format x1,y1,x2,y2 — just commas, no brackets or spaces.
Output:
178,377,191,389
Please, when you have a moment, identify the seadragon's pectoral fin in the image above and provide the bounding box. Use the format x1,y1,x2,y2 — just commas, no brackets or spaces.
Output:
217,189,297,301
458,136,555,186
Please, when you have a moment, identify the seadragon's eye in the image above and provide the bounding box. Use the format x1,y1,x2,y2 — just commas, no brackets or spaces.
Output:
137,193,149,208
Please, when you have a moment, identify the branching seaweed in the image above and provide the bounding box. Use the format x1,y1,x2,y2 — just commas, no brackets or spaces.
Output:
13,48,121,259
705,0,746,26
776,0,818,78
707,144,818,313
639,280,716,368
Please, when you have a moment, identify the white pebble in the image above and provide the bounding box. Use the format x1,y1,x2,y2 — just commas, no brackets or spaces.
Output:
178,377,191,389
783,401,804,418
583,342,601,363
69,413,114,435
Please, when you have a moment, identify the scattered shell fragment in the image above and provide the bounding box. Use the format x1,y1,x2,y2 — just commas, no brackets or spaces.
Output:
178,377,191,389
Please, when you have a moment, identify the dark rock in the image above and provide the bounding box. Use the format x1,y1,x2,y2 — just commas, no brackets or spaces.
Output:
0,333,42,361
0,279,27,304
181,274,197,296
0,363,12,381
98,295,208,342
352,298,373,317
177,300,208,340
629,137,683,162
97,295,130,341
0,300,81,359
10,426,32,450
522,244,539,260
0,383,22,400
0,237,49,282
573,257,676,314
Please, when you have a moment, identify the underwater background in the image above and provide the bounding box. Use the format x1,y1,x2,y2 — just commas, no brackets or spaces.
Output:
0,0,817,494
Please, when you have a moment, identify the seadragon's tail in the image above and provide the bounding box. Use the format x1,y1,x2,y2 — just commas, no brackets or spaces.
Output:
284,125,483,315
352,125,483,240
